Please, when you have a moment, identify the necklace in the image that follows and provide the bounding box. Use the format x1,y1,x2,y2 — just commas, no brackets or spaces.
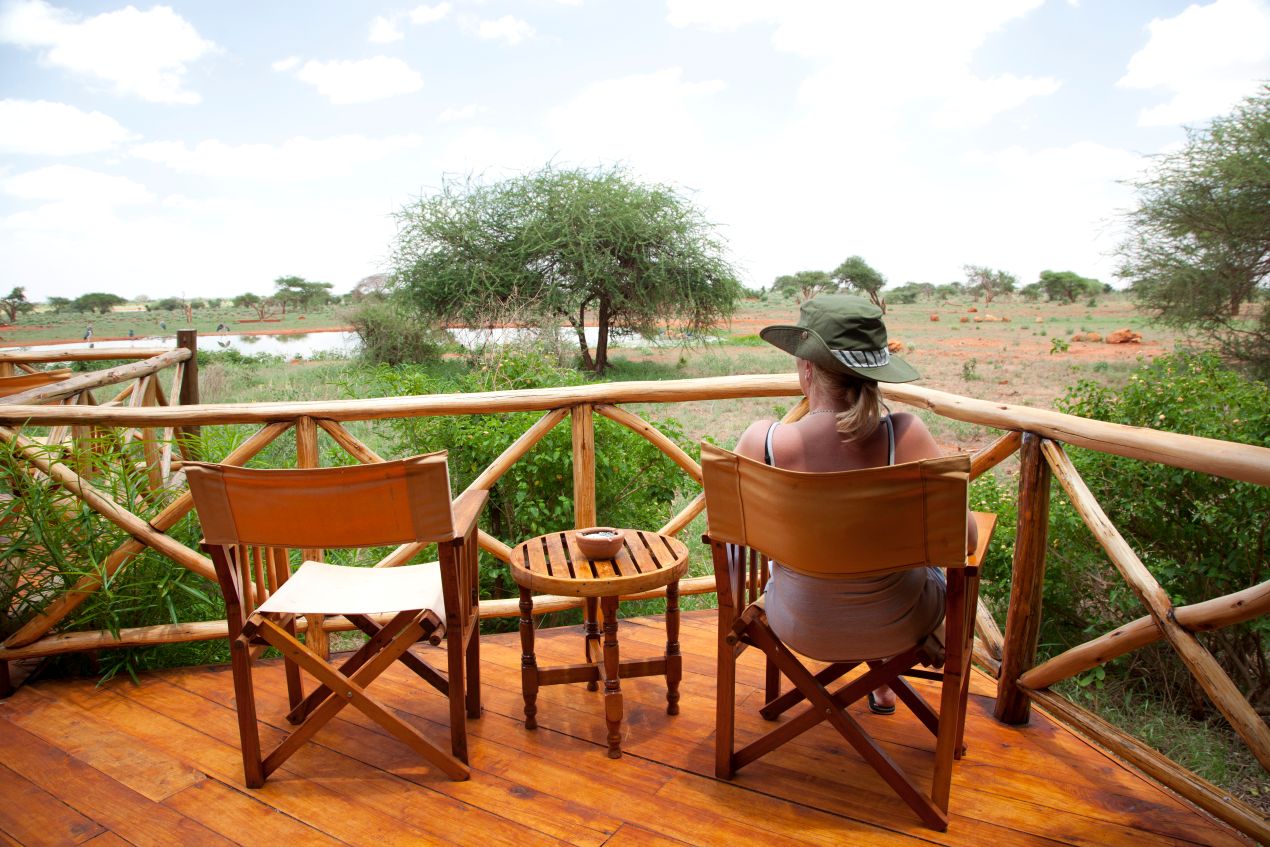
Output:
806,408,841,416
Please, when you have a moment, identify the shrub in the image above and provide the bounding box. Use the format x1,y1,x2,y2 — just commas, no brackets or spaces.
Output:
1051,351,1270,711
345,300,448,366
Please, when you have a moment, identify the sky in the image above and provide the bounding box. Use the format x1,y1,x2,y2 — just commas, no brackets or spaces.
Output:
2,0,1270,302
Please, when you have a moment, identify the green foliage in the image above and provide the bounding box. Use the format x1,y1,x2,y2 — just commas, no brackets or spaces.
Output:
344,300,448,366
832,255,887,311
1038,270,1103,304
887,282,933,304
0,436,227,682
963,265,1017,306
71,292,127,315
961,358,980,381
772,270,833,303
1052,351,1270,711
391,163,741,372
361,346,696,605
1119,85,1270,378
1050,336,1070,354
0,287,34,323
274,275,334,312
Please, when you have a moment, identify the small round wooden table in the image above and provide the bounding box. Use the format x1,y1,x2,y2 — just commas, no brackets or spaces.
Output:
509,528,690,758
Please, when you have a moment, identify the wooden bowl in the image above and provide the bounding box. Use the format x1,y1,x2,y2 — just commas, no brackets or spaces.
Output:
575,527,625,559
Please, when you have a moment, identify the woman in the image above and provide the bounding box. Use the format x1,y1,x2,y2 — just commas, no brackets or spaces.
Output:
735,294,977,713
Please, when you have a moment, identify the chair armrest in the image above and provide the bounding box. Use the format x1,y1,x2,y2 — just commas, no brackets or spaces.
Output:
967,511,997,568
450,489,489,540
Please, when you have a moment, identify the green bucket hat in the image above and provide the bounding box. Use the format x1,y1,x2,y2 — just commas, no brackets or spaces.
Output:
760,294,918,383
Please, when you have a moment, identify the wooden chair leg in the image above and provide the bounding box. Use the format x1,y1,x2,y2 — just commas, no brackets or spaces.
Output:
665,580,682,716
600,594,624,759
759,661,857,720
283,618,303,712
447,612,468,763
286,611,417,723
716,595,738,779
584,596,600,692
518,587,538,730
465,616,482,719
228,635,266,789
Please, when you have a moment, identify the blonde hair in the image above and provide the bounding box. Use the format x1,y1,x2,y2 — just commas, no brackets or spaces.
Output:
808,363,884,443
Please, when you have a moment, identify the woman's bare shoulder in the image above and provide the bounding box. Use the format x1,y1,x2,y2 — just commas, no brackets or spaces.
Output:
734,418,777,461
889,411,942,462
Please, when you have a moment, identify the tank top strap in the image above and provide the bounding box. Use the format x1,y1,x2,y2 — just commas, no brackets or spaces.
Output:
884,413,895,465
764,421,780,466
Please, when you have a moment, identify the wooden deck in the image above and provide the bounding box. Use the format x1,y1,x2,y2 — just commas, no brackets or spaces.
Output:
0,609,1249,847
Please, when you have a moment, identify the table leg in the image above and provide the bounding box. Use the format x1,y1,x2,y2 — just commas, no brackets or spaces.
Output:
666,579,682,716
518,587,538,730
585,596,600,692
601,594,623,758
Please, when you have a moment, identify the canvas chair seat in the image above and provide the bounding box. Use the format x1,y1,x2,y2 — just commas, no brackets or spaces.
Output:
702,441,995,832
255,560,445,617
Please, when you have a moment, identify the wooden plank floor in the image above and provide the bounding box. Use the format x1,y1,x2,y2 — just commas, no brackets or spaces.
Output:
0,610,1249,847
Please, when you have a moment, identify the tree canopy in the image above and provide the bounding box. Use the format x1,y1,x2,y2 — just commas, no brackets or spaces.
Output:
274,276,333,313
772,270,833,303
1037,270,1103,304
833,255,887,312
390,164,740,372
963,265,1016,305
72,292,127,314
1117,85,1270,377
0,287,33,324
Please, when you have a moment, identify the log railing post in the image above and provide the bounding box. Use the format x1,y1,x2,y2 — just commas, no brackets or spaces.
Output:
572,403,596,529
995,431,1051,724
176,329,200,457
294,415,328,659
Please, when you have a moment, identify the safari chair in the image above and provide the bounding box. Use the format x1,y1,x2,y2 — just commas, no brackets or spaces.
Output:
185,452,486,786
701,442,995,831
0,368,72,398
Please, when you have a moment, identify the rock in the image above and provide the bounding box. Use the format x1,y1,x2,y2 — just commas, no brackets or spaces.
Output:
959,316,970,323
887,340,904,353
967,306,978,313
1106,329,1142,344
1085,332,1102,342
1071,333,1086,342
929,314,940,322
1034,316,1043,323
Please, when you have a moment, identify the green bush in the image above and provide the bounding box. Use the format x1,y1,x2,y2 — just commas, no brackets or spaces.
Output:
362,345,697,606
345,300,448,366
1051,351,1269,710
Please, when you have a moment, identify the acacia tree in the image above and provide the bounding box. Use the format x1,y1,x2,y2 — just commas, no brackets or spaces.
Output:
833,256,887,312
233,292,279,321
963,265,1016,306
71,292,127,314
0,287,33,324
274,276,333,313
1038,270,1102,304
1118,85,1270,377
772,270,834,302
391,165,740,372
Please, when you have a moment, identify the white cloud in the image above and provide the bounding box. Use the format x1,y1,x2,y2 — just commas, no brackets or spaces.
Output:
408,3,451,25
0,99,132,155
1117,0,1270,126
131,134,425,180
271,55,301,72
368,15,403,43
438,103,487,122
474,15,535,45
668,2,1054,127
0,0,216,104
3,164,153,205
278,56,424,104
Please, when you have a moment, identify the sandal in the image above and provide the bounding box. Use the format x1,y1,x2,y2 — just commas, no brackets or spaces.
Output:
868,691,896,715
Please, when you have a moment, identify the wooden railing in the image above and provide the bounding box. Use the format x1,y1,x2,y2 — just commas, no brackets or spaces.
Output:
0,371,1267,840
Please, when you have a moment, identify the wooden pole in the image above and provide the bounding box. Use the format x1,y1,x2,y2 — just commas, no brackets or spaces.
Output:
1042,439,1270,770
572,404,596,529
294,415,328,659
1021,579,1270,690
970,430,1021,480
595,404,703,484
0,348,190,407
176,329,199,454
0,348,170,363
994,432,1051,724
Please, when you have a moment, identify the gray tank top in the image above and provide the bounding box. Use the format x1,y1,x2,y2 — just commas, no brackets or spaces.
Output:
760,413,946,662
